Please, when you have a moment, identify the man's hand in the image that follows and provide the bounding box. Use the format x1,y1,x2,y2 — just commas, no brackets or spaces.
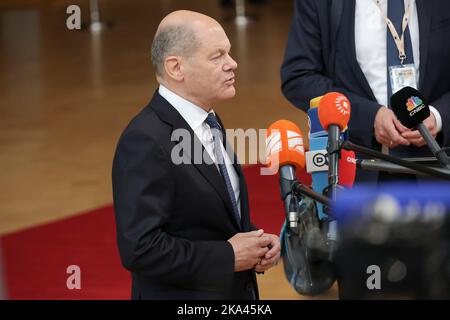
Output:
227,229,272,272
254,233,281,273
374,107,410,148
401,113,437,147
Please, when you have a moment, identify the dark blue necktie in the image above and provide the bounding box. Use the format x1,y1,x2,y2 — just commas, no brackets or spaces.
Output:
387,0,414,99
204,113,241,229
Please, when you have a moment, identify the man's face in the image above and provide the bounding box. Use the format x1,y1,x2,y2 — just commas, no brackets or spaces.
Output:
181,25,237,109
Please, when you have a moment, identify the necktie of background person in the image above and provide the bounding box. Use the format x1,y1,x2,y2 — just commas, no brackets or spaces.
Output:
204,113,242,228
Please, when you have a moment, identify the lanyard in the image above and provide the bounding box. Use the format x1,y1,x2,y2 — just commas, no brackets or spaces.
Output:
373,0,413,64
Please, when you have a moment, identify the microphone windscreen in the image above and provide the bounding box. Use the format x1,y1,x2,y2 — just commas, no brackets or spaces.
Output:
266,120,306,171
308,107,327,138
390,86,430,128
339,150,356,188
309,96,323,109
318,92,351,131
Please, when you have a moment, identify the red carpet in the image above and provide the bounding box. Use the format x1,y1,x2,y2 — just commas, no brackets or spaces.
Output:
0,165,284,299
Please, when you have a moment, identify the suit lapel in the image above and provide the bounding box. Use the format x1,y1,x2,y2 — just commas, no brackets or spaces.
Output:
340,0,377,101
416,0,432,90
150,91,241,230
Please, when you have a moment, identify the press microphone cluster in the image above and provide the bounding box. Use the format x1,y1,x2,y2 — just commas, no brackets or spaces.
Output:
267,88,450,296
266,94,358,268
307,98,354,221
266,119,337,295
265,116,355,230
309,88,450,180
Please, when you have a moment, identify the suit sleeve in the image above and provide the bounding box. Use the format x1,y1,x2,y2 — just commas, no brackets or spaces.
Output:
431,93,450,147
112,130,235,290
280,0,382,147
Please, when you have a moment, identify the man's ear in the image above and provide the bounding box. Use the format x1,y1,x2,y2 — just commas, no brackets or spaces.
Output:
164,56,184,82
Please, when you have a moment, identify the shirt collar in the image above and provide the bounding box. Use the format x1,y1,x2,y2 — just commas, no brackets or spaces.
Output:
158,84,214,131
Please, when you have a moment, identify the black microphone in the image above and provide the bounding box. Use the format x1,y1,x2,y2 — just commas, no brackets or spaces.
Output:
356,158,450,176
341,140,450,180
391,86,450,169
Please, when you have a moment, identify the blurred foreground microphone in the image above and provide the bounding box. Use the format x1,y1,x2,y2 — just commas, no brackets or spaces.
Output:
318,92,351,199
334,183,450,299
391,86,450,169
266,120,309,230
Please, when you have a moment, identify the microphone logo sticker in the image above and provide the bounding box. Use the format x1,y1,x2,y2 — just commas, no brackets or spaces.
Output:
287,130,304,154
346,156,356,165
406,96,422,111
406,96,425,116
312,152,327,167
265,131,304,156
335,95,350,116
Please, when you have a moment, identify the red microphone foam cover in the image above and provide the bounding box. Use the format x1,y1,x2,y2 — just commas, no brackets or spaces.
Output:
338,150,356,188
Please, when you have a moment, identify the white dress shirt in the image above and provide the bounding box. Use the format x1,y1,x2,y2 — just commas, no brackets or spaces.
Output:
159,84,241,217
355,0,442,132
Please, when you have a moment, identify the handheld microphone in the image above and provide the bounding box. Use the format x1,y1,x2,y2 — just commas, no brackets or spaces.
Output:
391,86,450,169
317,92,351,199
266,120,308,231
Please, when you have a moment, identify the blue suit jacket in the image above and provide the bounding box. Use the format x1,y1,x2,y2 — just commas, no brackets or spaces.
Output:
281,0,450,180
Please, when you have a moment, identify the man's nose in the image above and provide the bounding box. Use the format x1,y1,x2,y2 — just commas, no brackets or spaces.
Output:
224,55,238,71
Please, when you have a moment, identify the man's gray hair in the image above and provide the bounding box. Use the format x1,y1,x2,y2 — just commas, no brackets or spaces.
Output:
151,24,200,76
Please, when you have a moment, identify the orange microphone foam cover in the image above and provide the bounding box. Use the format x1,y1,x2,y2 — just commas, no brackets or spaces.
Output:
266,120,306,172
318,92,351,131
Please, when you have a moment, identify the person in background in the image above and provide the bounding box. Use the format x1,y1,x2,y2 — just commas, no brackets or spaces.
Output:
281,0,450,183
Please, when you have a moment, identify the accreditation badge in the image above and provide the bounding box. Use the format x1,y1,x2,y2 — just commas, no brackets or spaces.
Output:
389,64,417,93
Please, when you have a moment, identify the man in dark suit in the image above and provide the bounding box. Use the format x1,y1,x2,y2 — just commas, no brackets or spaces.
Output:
112,10,280,300
281,0,450,182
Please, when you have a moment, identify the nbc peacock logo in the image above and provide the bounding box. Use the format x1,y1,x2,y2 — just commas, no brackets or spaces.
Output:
406,96,423,111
